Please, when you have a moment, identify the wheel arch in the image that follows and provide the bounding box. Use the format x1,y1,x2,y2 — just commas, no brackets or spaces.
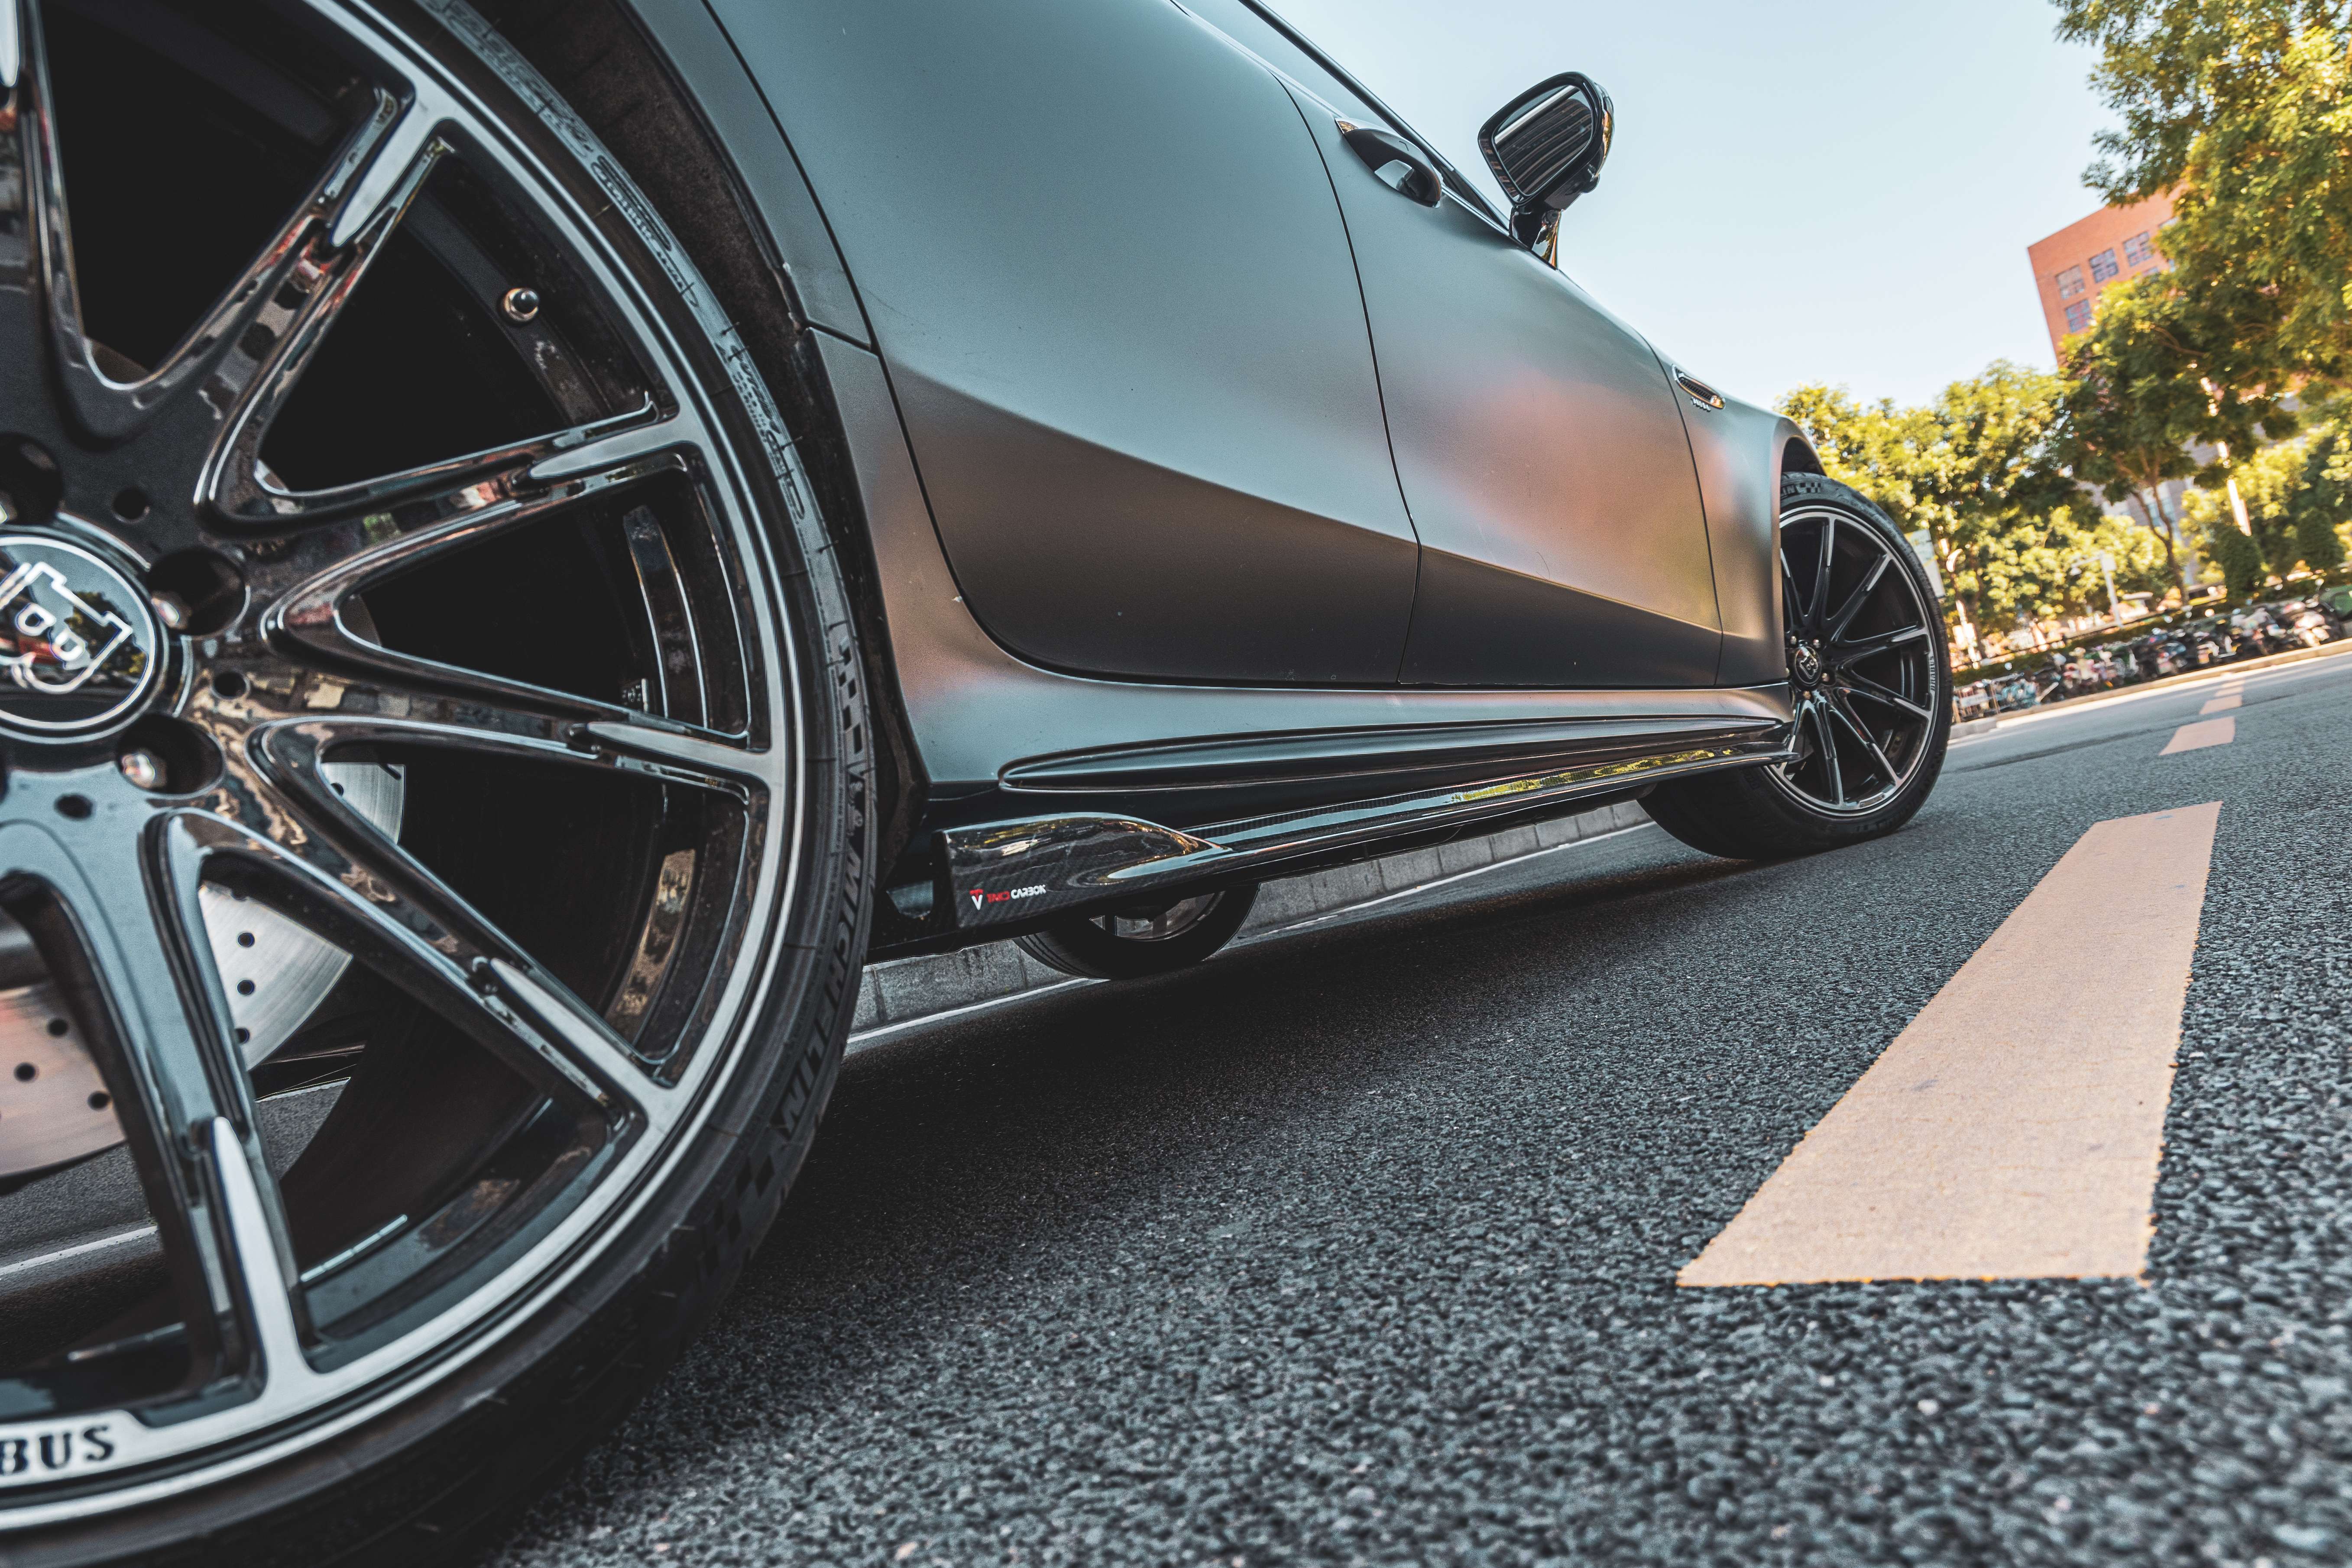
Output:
1779,430,1827,478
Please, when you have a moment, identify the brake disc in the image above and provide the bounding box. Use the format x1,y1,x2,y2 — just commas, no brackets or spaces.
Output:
0,759,403,1180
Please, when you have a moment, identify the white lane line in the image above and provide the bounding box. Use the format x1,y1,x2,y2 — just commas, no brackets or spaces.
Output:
2162,717,2235,754
1681,802,2220,1286
2200,692,2242,714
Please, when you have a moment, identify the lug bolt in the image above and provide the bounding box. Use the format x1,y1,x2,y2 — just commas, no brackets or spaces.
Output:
118,750,165,791
151,592,189,631
501,286,541,324
0,492,16,525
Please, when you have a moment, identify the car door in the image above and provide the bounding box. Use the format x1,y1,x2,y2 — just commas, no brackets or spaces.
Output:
1173,4,1724,689
1330,139,1724,688
708,0,1421,685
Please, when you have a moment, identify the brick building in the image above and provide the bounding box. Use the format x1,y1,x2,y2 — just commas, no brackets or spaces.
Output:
2026,191,2175,358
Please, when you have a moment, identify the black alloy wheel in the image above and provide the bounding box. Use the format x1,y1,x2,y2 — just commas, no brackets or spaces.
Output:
1770,493,1941,815
1016,884,1260,980
0,2,868,1562
1644,472,1950,860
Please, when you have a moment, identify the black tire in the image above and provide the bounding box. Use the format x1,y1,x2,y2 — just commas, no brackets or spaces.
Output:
1016,884,1260,979
2,3,870,1562
1646,472,1949,861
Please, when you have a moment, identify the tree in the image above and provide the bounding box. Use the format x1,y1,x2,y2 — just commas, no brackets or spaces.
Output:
2054,0,2352,391
2052,277,2207,596
2286,418,2352,570
2178,412,2352,579
1779,363,2081,641
2201,513,2269,597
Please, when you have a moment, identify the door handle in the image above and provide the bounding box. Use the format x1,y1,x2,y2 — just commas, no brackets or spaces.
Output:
1338,123,1443,207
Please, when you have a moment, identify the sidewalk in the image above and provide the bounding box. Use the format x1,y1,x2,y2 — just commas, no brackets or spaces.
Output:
1951,637,2352,740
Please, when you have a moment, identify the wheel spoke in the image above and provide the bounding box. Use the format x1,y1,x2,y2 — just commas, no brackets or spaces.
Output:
1839,667,1931,720
579,715,783,791
1807,695,1844,806
253,423,689,701
6,0,415,457
199,141,446,523
204,1114,318,1404
1823,552,1892,643
178,805,679,1134
235,635,769,804
327,76,464,251
69,91,403,447
220,395,662,531
1831,624,1929,664
0,0,21,92
0,815,241,1153
1825,688,1900,790
1809,515,1836,633
0,812,253,1369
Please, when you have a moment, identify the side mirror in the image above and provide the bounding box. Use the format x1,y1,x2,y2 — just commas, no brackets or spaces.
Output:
1478,73,1613,249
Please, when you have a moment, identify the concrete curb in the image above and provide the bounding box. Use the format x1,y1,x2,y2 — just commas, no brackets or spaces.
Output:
850,797,1654,1035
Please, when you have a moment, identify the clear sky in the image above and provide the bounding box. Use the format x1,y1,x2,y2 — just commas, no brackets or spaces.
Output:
1271,0,2117,413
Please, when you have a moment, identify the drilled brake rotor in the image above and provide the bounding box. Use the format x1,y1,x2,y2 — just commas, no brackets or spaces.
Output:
0,758,402,1180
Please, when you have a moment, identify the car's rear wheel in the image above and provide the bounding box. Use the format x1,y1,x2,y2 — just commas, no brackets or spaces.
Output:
1646,472,1948,859
0,2,868,1562
1015,884,1259,979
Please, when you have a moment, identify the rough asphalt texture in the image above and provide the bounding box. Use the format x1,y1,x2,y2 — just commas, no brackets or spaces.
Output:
485,656,2352,1567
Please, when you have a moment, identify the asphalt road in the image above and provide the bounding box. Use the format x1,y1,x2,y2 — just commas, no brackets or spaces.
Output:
486,650,2352,1568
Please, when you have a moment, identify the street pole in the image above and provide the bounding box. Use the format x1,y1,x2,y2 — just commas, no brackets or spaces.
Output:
2099,550,2121,628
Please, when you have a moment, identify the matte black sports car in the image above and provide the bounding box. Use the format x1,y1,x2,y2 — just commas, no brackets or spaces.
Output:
0,0,1947,1558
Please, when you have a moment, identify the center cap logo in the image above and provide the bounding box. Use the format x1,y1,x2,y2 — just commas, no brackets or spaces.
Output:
0,536,161,739
1792,643,1823,686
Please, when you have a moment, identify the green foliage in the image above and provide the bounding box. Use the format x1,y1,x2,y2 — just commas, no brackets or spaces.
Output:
1779,363,2086,637
2055,0,2352,390
2177,415,2352,575
2295,507,2347,570
2289,420,2352,569
2086,510,2178,598
2204,517,2268,597
2051,280,2210,590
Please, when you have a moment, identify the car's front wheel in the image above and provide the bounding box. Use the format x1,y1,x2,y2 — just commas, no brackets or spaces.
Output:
0,2,868,1562
1646,472,1949,860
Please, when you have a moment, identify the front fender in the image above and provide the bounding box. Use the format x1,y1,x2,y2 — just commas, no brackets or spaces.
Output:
1677,388,1806,686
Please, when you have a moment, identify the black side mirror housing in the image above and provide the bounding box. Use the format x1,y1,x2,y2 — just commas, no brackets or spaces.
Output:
1478,73,1613,248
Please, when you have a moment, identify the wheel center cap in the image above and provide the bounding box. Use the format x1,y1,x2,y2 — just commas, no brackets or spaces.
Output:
1791,641,1824,687
0,534,163,740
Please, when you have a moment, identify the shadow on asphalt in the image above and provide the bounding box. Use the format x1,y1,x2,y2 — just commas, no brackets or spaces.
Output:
746,840,1762,1297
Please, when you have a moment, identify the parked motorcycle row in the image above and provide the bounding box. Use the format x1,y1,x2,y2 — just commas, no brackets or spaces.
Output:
1953,593,2349,719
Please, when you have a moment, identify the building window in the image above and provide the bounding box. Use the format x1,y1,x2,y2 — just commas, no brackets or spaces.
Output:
2122,230,2155,266
2055,266,2085,300
2064,299,2093,335
2089,248,2120,282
